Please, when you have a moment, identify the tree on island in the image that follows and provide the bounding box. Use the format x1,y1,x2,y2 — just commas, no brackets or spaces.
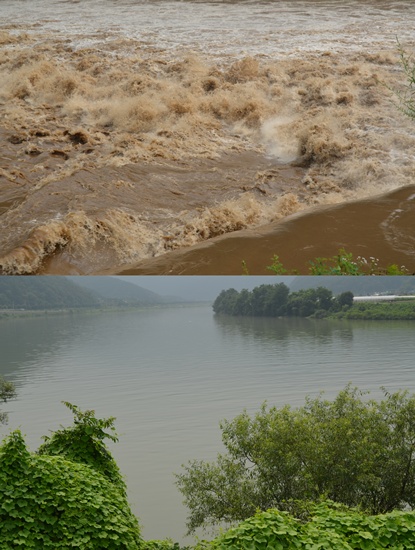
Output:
336,290,354,309
212,284,354,318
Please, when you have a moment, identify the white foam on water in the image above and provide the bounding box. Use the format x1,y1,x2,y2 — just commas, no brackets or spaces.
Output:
1,0,415,273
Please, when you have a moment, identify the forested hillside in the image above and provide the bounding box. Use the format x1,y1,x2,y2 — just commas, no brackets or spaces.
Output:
0,276,186,310
0,277,101,310
67,276,179,304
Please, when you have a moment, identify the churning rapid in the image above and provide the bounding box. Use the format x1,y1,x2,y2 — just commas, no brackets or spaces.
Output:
1,0,415,274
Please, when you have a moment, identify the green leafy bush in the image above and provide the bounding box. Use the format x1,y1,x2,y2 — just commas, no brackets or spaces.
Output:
209,503,415,550
265,249,408,276
0,406,142,549
37,402,126,493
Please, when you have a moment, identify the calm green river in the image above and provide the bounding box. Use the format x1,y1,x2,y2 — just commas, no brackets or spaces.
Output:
1,305,414,543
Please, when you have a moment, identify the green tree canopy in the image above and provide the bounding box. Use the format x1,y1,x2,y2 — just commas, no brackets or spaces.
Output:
251,283,290,317
337,291,354,309
212,284,347,318
212,288,244,315
176,386,415,534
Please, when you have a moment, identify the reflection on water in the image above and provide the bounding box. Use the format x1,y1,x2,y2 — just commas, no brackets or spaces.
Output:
214,313,355,344
1,305,415,543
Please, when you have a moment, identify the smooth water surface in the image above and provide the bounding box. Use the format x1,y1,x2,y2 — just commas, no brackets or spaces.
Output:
1,305,414,542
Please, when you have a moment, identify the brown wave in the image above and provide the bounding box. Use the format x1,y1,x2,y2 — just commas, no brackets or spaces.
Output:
0,148,305,274
111,186,415,275
1,27,415,274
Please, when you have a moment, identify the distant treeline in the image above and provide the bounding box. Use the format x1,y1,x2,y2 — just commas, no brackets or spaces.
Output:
212,284,353,318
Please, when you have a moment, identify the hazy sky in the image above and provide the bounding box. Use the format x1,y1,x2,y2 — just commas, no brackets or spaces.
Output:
112,276,415,301
114,276,294,301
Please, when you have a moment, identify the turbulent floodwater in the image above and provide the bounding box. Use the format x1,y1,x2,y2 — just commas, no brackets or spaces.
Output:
1,0,415,274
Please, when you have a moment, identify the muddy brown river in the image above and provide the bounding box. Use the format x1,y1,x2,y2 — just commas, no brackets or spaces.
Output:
1,0,415,274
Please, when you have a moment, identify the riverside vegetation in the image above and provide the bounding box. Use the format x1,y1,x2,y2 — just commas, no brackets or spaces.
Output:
212,283,415,320
2,383,415,548
265,249,409,276
241,249,410,276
